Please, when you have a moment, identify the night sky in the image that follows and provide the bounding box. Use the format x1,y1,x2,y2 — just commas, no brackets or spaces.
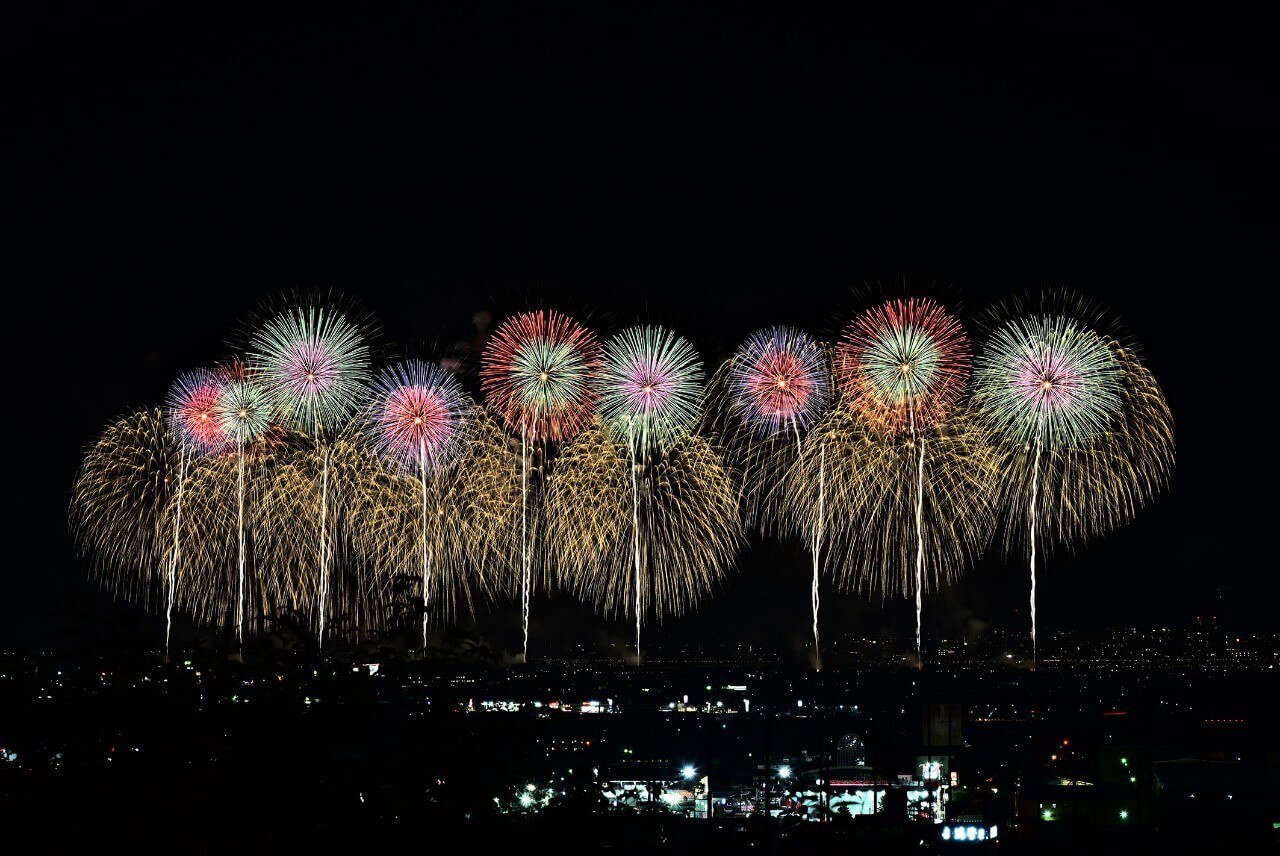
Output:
6,12,1272,651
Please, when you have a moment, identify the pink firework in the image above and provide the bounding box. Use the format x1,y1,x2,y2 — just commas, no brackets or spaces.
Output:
166,368,230,455
730,327,829,438
367,361,468,474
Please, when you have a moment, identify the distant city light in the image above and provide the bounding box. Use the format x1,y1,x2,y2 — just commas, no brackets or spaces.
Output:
1119,809,1129,820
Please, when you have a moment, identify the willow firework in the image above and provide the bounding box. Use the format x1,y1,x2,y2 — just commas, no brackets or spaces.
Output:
543,420,741,648
71,410,179,609
780,405,999,606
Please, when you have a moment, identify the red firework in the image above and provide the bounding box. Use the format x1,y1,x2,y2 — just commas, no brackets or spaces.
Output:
835,298,971,433
480,310,602,443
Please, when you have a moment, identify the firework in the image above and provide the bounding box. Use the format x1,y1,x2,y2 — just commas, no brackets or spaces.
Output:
727,326,829,439
159,368,230,655
166,368,230,456
346,407,520,638
248,305,373,437
721,327,831,667
973,314,1121,451
480,310,601,443
364,360,469,648
975,315,1172,660
71,410,179,611
247,304,372,648
836,298,970,434
544,420,740,654
594,326,706,659
780,404,999,608
480,310,601,661
836,299,973,662
213,366,273,646
597,326,704,454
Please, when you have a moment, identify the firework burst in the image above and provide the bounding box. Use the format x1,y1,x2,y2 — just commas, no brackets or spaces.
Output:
598,326,704,455
836,298,970,433
727,326,830,440
480,310,601,443
166,368,230,456
248,305,372,437
973,314,1122,451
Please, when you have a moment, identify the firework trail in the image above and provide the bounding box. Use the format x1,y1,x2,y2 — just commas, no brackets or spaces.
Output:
596,325,705,660
720,326,830,668
163,368,229,656
249,304,371,649
364,360,468,650
974,305,1173,663
836,299,971,663
481,310,600,661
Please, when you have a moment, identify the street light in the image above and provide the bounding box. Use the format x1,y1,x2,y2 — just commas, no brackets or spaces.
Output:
682,765,697,780
777,765,792,779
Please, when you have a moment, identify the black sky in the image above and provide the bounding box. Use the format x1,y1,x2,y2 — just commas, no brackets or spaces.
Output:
5,11,1274,650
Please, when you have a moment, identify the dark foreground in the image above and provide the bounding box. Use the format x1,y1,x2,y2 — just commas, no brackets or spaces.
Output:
2,648,1276,851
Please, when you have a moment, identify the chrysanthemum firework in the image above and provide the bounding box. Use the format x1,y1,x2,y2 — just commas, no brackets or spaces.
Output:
480,310,601,443
365,360,469,475
597,325,704,453
248,305,373,437
166,368,230,455
728,326,830,439
215,372,273,447
973,314,1122,450
836,298,970,434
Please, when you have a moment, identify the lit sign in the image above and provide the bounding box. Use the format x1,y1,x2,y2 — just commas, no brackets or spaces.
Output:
940,825,997,842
